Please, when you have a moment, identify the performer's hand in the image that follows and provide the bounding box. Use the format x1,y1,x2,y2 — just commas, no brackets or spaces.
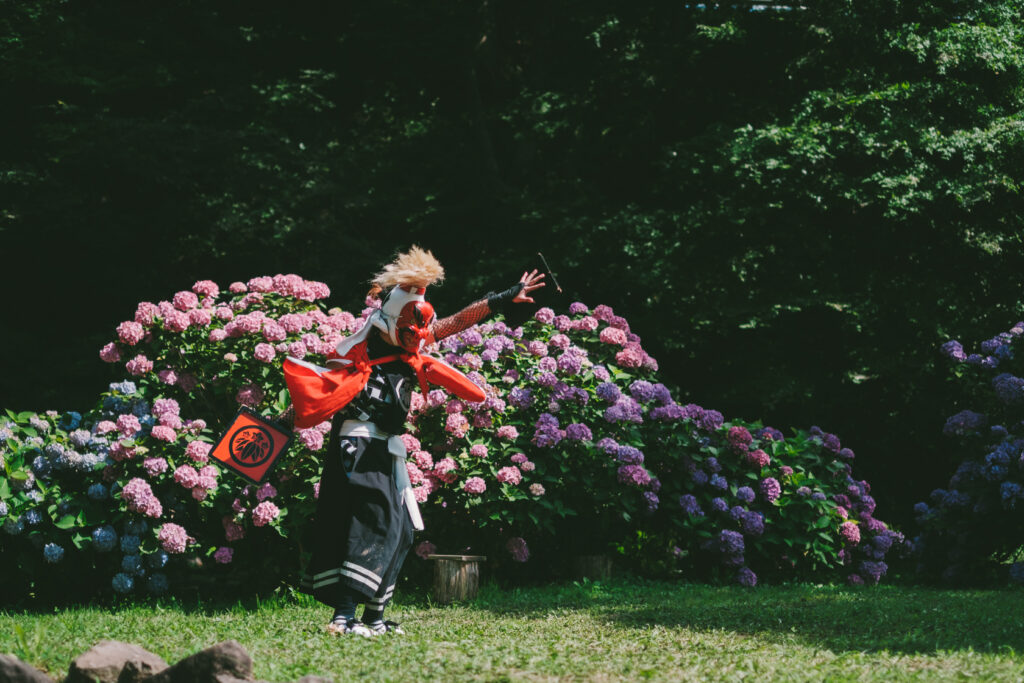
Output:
513,270,545,304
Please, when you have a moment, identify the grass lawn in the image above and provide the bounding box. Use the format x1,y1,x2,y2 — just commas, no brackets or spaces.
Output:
2,579,1023,682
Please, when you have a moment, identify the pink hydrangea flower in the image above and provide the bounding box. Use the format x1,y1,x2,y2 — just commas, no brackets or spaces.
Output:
599,327,628,346
163,311,190,333
157,369,178,385
287,341,307,359
96,420,117,435
506,537,529,562
151,425,177,443
534,308,555,324
174,465,200,489
158,523,190,554
463,477,486,495
152,398,180,418
527,341,549,357
445,413,469,438
469,444,488,458
746,449,771,469
159,413,183,430
99,343,121,363
262,321,287,342
510,453,528,464
177,373,199,393
413,450,434,470
235,383,265,407
529,483,545,496
615,346,644,369
135,301,160,326
117,321,145,346
298,428,324,451
521,461,536,472
254,343,276,363
839,521,861,545
116,414,141,437
252,501,280,527
407,463,425,485
434,458,458,484
496,466,522,485
213,547,234,564
126,354,153,376
229,281,247,293
189,309,213,327
497,425,519,441
416,541,437,559
400,434,422,452
193,280,219,298
313,482,320,500
173,291,199,311
256,482,277,501
142,457,168,477
223,516,246,542
185,440,212,463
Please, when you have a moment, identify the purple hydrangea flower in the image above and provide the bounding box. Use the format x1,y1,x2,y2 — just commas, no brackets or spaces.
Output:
597,437,619,455
719,529,744,555
736,486,755,504
710,474,728,491
697,409,724,431
705,456,721,473
618,464,652,487
760,477,781,502
643,491,659,512
943,410,987,437
596,382,621,403
711,497,729,513
692,470,709,486
629,381,656,403
737,568,757,587
566,423,593,442
616,446,644,464
729,505,746,521
604,397,644,424
679,494,703,516
740,511,764,536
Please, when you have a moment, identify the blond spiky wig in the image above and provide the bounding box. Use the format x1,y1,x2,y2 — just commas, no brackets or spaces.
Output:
370,245,445,296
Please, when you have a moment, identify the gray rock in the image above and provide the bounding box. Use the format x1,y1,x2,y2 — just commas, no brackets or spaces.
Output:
145,640,252,683
0,654,56,682
65,641,167,683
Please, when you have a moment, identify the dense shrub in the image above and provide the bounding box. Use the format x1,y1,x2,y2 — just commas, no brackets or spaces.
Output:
913,322,1024,584
0,275,899,600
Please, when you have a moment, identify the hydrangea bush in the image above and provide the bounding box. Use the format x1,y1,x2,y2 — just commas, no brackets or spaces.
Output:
913,322,1024,584
0,275,900,600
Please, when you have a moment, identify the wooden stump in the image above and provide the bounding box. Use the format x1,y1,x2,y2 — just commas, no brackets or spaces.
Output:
573,554,612,580
427,554,486,604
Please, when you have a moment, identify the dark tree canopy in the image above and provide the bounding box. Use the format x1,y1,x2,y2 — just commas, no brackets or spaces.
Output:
3,0,1024,529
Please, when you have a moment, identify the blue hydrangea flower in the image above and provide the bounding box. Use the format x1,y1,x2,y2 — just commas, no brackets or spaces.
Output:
710,474,728,491
796,486,811,497
31,455,53,479
125,519,148,536
121,554,144,576
0,501,7,517
88,483,108,501
147,573,169,594
43,543,64,563
26,490,43,503
710,497,729,513
92,525,118,552
23,509,42,526
120,534,141,554
4,518,25,535
678,495,703,517
109,380,138,395
736,486,756,504
112,573,134,593
146,550,169,569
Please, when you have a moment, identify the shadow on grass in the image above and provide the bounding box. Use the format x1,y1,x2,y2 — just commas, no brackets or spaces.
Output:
470,578,1024,656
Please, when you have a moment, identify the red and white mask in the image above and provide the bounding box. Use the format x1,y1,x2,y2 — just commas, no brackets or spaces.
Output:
378,286,435,352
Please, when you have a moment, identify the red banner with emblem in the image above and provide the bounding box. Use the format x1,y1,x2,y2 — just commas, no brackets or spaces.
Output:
210,408,293,484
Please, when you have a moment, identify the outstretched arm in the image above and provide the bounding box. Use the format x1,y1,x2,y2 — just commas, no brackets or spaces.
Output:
430,269,545,342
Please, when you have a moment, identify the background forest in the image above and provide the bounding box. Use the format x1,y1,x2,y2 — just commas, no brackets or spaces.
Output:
3,0,1024,533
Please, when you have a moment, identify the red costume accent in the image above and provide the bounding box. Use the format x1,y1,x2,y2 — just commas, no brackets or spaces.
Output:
284,338,485,429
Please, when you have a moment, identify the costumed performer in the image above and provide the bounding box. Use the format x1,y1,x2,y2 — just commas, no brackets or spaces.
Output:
282,245,544,636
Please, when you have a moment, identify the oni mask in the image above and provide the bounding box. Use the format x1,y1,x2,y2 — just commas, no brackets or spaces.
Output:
395,299,435,352
377,285,435,352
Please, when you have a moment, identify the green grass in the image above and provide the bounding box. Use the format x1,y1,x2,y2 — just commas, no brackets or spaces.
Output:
3,580,1024,682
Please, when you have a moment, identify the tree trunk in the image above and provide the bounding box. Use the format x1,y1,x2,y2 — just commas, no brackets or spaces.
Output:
428,554,486,604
